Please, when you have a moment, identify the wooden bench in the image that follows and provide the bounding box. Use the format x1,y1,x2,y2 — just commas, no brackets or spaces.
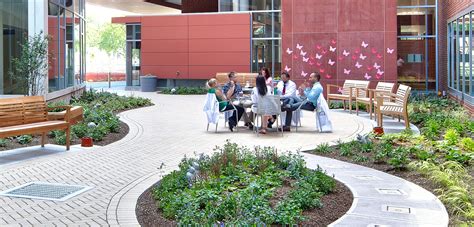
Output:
355,82,396,119
327,80,371,114
215,72,258,87
0,96,72,150
375,84,412,129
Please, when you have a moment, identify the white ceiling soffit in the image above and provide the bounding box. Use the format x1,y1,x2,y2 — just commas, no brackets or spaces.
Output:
86,0,181,15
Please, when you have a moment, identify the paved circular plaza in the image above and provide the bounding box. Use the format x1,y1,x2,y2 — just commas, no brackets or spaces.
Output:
0,92,447,226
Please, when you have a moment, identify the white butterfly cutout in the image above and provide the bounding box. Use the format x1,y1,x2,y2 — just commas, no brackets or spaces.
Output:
284,65,291,72
359,53,367,60
286,48,293,55
303,57,309,62
377,69,384,75
296,43,303,50
300,50,307,57
364,73,372,80
355,62,363,69
387,48,394,54
373,62,381,70
328,59,335,66
342,50,350,56
344,68,351,75
361,41,369,48
315,54,323,60
329,46,336,52
301,71,308,77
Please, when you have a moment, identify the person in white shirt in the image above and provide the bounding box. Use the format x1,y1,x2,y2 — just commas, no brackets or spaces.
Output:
276,72,297,97
251,75,272,134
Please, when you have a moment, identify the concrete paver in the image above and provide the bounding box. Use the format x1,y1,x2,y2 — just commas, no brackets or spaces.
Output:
0,92,446,226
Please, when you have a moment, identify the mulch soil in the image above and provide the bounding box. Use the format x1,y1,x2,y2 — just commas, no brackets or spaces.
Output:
0,121,129,151
136,179,352,227
306,150,437,197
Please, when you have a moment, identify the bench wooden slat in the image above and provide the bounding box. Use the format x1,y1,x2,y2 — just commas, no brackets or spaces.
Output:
215,72,258,87
0,96,72,150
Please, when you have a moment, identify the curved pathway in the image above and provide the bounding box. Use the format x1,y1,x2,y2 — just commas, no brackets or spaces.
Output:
0,92,447,226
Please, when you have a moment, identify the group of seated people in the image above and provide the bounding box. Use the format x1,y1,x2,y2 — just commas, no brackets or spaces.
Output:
207,68,323,134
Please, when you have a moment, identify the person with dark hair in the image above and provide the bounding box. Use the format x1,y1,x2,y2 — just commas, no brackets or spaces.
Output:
222,71,243,100
277,72,297,98
207,78,245,132
251,75,272,134
260,67,273,86
280,72,323,132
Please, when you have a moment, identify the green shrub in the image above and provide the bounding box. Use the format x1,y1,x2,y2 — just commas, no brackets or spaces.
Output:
17,135,32,145
445,128,460,146
387,147,411,169
460,138,474,152
152,142,335,225
52,130,67,145
72,123,89,138
0,138,9,147
162,87,207,95
314,143,332,153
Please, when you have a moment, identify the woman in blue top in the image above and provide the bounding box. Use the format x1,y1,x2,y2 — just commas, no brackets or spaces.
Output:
207,78,244,132
280,72,323,132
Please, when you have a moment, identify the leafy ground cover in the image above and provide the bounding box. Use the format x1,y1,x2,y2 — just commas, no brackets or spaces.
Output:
142,142,349,226
313,95,473,225
161,87,207,95
0,90,153,151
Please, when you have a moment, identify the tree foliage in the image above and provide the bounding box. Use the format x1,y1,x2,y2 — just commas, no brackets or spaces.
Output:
94,23,125,57
9,32,50,96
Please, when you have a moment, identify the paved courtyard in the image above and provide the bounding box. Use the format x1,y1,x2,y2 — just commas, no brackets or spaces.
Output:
0,92,446,226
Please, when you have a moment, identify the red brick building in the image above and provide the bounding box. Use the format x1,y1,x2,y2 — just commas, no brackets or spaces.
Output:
110,0,473,109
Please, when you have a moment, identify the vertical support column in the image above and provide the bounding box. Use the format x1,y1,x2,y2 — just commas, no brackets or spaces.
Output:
28,0,49,95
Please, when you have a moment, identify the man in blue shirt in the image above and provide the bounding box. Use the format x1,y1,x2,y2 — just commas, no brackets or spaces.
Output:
280,72,323,131
221,72,243,100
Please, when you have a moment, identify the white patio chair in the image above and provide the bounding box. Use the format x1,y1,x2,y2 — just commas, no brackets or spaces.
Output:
203,93,238,132
253,95,284,136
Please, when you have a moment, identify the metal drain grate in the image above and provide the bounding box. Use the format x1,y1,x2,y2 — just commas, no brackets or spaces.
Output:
0,182,92,201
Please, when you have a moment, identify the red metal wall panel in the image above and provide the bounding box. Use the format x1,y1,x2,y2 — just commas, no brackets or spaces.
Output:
282,0,398,93
135,13,251,80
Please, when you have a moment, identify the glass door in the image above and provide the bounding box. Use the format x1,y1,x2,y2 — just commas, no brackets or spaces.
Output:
126,41,141,86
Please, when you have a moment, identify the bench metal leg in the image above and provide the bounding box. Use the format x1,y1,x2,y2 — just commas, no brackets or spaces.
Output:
207,123,210,132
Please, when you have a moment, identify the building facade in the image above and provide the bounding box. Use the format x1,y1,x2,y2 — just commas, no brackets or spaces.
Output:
0,0,86,101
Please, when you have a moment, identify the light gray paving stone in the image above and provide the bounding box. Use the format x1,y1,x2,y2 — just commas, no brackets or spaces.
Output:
0,92,443,226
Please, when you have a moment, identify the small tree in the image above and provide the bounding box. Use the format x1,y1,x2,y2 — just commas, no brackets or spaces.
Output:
9,32,50,96
96,23,125,58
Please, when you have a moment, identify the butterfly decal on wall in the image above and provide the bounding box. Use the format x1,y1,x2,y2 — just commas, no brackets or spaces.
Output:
355,62,363,69
373,62,381,70
342,50,350,56
344,68,351,75
301,71,308,77
316,44,322,50
377,69,384,75
316,62,322,66
376,54,383,59
286,48,293,55
387,48,394,54
296,43,303,50
361,41,368,48
284,65,291,72
328,59,335,66
315,54,323,60
371,48,377,54
329,46,336,52
364,73,372,80
331,39,337,45
303,57,309,62
359,53,367,60
338,87,344,94
325,74,332,79
300,50,307,57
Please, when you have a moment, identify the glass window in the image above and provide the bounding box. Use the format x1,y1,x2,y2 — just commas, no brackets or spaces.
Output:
0,0,29,94
471,11,474,96
252,12,272,38
397,0,436,6
397,7,435,36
